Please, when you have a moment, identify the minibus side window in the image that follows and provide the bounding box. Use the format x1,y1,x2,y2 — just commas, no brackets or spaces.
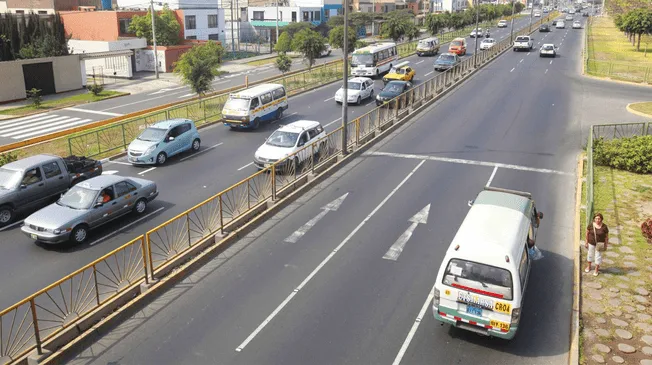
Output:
272,88,286,100
260,92,273,105
519,246,529,291
249,98,260,110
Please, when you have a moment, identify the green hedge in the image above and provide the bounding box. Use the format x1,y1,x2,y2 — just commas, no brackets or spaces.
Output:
594,135,652,173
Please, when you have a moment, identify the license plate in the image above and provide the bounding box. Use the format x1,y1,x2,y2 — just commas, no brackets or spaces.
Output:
466,305,483,316
129,157,137,162
490,319,510,331
494,302,512,314
30,233,38,240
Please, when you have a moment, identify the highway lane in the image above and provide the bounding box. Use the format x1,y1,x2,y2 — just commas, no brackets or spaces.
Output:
0,16,539,310
0,18,536,145
60,16,583,365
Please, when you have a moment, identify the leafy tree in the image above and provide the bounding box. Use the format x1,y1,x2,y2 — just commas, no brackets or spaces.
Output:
275,53,292,74
275,31,292,53
0,12,68,61
425,13,445,35
623,9,652,51
327,15,345,28
381,10,418,41
328,25,358,54
26,88,42,108
291,28,326,70
129,5,181,46
283,22,313,38
173,41,223,97
350,12,373,28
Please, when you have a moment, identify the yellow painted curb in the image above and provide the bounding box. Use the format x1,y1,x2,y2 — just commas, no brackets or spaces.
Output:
626,103,652,119
569,153,584,365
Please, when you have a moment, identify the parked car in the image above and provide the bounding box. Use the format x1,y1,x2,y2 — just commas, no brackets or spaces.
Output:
383,61,415,84
334,77,375,105
127,119,201,165
513,35,533,51
539,43,557,57
375,81,413,108
434,53,461,71
0,154,102,226
21,175,158,244
480,38,496,50
253,120,326,170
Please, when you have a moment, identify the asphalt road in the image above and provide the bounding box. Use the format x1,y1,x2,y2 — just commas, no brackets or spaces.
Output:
0,16,543,311
53,15,593,365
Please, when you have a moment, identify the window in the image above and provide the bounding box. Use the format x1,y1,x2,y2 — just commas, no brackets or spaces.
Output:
186,35,197,40
260,92,273,105
42,162,62,179
114,181,138,197
208,14,218,28
271,87,286,100
208,34,220,40
279,11,282,20
185,15,196,30
38,10,47,14
519,246,529,289
303,11,309,21
314,11,320,21
308,128,320,139
241,8,247,21
298,132,309,146
22,168,42,186
292,11,297,22
249,97,260,110
315,125,324,134
15,10,24,14
253,11,264,20
442,258,514,301
119,18,132,34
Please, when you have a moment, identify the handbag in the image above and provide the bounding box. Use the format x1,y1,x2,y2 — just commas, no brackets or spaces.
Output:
593,224,606,252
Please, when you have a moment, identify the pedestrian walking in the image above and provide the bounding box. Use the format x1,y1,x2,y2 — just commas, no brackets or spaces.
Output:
585,212,609,276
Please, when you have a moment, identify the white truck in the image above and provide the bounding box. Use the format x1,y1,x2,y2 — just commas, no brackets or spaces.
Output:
513,36,533,52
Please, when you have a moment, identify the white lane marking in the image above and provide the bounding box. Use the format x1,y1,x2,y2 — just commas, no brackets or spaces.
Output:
0,114,56,128
89,207,165,246
284,193,349,244
520,59,524,63
237,162,254,171
424,71,434,77
391,284,436,365
106,160,132,166
178,93,196,99
486,165,498,187
179,142,223,162
0,220,24,232
324,96,335,102
235,160,426,352
365,151,571,176
545,69,549,74
324,118,341,128
0,116,73,134
550,60,554,65
527,52,531,55
382,204,430,261
102,170,119,175
64,107,124,117
148,86,186,95
101,93,178,111
137,167,156,175
510,67,515,72
415,60,425,65
0,113,48,124
11,119,92,139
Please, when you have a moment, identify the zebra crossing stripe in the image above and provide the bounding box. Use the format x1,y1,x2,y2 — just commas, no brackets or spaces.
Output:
0,116,72,135
0,114,57,128
1,117,81,137
11,119,92,139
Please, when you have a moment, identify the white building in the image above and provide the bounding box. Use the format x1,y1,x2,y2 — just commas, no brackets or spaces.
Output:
432,0,467,12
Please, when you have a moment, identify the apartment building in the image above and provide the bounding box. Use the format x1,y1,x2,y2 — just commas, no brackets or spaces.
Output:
431,0,467,12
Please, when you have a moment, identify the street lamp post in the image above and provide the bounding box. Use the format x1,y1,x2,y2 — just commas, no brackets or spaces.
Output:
509,0,516,44
150,0,159,79
473,0,479,67
341,0,349,155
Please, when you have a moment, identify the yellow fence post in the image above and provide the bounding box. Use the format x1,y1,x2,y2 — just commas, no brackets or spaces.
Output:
93,264,101,306
29,299,43,355
271,165,277,201
219,194,224,235
147,232,155,279
141,237,149,284
245,75,249,88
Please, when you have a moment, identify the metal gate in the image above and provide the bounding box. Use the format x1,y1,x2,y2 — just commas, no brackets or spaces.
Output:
22,62,56,95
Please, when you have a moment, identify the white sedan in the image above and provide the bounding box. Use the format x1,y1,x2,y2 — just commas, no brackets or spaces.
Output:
335,77,375,105
539,43,557,57
480,38,496,50
572,21,582,29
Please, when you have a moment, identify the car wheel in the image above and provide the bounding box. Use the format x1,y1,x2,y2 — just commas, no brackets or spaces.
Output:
133,198,147,215
293,157,300,172
71,225,89,244
156,152,167,165
276,108,283,120
0,205,14,226
191,138,201,152
252,118,261,129
356,96,361,105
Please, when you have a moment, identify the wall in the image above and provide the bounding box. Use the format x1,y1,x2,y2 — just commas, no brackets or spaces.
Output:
249,6,321,22
61,11,120,41
134,48,166,72
180,8,225,40
0,1,9,11
83,55,132,78
0,55,83,103
68,38,147,52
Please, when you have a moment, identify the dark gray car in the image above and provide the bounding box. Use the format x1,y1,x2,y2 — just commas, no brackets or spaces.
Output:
21,175,158,244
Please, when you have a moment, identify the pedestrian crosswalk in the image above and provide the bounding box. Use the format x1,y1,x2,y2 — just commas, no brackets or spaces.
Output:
0,113,93,140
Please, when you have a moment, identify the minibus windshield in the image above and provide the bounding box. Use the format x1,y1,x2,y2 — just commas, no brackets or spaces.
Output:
442,258,513,300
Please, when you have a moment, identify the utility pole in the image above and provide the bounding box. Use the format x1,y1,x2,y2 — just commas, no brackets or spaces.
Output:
150,0,159,79
230,0,235,54
473,0,479,68
528,0,534,32
509,0,515,44
341,0,349,155
371,0,375,36
275,0,279,46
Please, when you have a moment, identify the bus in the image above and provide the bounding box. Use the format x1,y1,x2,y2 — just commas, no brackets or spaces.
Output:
222,84,288,130
350,42,399,79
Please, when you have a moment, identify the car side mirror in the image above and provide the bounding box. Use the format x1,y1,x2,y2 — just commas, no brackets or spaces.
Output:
20,184,27,189
538,211,544,220
167,136,175,142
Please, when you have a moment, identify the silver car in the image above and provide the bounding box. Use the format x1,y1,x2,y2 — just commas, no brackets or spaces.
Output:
21,175,158,244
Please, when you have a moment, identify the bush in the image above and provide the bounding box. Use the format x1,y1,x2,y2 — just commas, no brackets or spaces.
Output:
593,135,652,173
26,88,42,108
87,83,104,96
0,152,18,166
641,218,652,243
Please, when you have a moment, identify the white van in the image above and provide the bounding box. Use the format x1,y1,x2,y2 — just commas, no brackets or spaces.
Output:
416,37,440,57
432,186,544,340
222,84,288,130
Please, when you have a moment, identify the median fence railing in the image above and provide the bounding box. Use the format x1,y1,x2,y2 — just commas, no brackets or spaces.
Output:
0,16,550,365
585,122,652,224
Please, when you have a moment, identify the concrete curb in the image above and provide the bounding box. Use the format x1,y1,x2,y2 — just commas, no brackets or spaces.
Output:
625,102,652,119
41,28,508,365
569,153,584,365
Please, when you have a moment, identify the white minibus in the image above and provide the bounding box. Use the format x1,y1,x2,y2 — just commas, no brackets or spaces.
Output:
222,84,288,130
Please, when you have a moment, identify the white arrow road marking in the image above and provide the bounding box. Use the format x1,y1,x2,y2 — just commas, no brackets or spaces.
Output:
284,193,349,243
102,170,119,175
235,160,425,352
383,204,430,261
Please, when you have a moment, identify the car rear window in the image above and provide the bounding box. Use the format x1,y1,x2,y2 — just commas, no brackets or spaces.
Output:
516,37,528,42
442,258,514,300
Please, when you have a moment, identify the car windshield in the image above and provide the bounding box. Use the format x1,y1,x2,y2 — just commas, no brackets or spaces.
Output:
224,97,250,111
451,41,462,47
383,83,404,94
351,54,373,67
418,40,432,47
543,45,554,50
442,258,514,300
483,39,494,43
0,168,21,189
266,130,299,148
57,185,99,210
347,82,362,90
439,54,456,62
137,127,167,142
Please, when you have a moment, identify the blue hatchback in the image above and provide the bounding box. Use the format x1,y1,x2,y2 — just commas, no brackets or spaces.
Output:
127,119,201,165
